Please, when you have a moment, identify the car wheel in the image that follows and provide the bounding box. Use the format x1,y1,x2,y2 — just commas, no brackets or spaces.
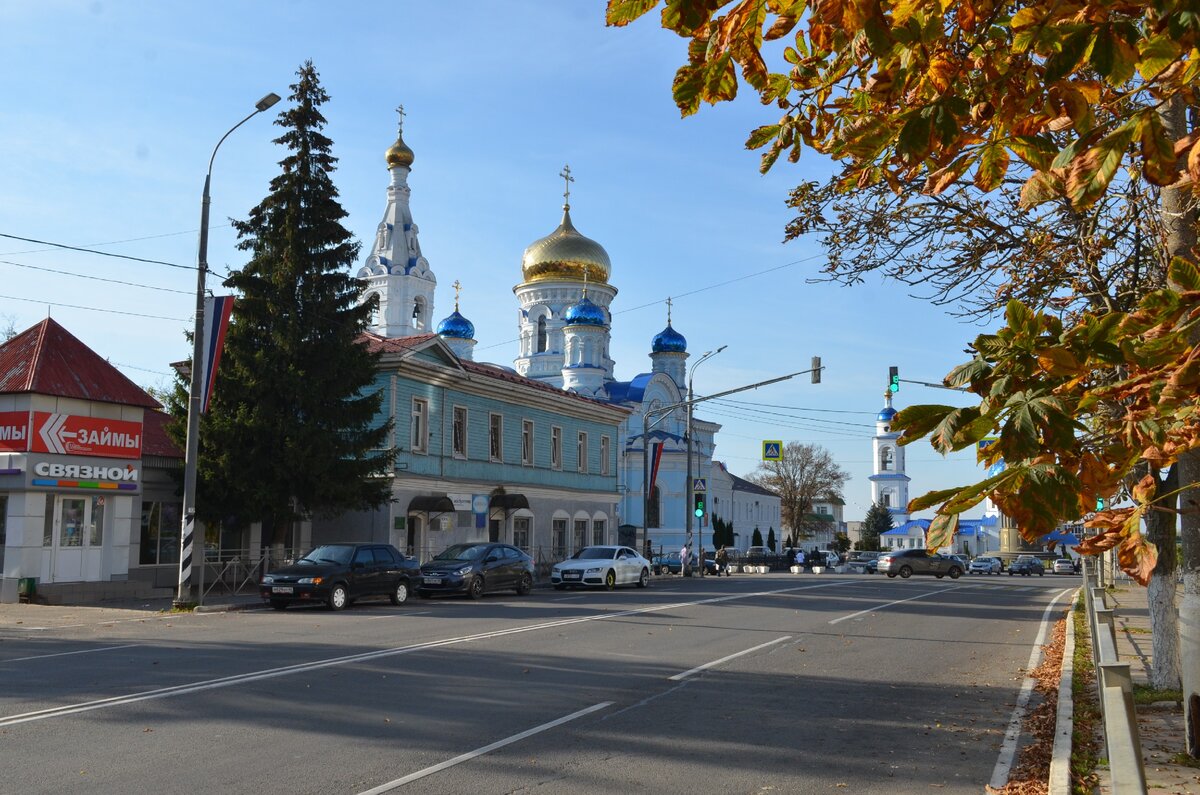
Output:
1008,571,1014,576
327,583,348,611
515,573,533,596
948,567,961,580
1038,570,1044,576
390,580,410,606
887,573,897,578
553,583,566,591
467,576,484,599
270,599,288,611
604,570,616,590
637,568,649,588
898,565,912,579
936,573,944,579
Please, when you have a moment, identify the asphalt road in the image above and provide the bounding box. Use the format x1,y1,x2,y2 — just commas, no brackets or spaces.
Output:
0,573,1078,794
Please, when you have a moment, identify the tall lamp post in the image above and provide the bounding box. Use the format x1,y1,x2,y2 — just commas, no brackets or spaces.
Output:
175,92,281,608
686,345,726,577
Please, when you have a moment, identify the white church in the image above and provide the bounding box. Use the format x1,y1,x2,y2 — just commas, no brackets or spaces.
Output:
354,110,770,556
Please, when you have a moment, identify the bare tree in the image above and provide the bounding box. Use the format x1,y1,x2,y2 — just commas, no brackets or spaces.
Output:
747,443,849,541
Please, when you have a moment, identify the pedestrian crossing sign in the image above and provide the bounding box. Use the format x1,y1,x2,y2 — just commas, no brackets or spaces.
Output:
692,478,707,493
763,440,783,461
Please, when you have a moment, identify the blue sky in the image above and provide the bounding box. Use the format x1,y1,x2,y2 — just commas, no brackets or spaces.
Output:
1,1,996,521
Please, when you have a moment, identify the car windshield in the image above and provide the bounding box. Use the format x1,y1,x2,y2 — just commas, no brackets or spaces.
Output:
433,544,487,561
572,547,617,560
298,545,354,565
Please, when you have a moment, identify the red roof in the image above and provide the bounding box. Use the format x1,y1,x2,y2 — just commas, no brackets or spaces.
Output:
0,318,160,409
142,409,183,458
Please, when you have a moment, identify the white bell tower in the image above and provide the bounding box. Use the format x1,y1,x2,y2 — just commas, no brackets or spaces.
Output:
868,392,910,523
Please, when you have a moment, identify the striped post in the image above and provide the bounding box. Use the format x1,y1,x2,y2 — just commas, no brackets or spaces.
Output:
175,511,195,605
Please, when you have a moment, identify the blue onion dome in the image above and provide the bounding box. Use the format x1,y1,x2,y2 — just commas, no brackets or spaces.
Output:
878,406,898,422
564,295,606,327
436,310,475,339
651,323,687,353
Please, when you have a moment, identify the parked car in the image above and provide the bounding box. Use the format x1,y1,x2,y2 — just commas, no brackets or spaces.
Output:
653,551,717,575
744,546,784,570
877,548,964,579
1052,558,1076,574
969,556,1002,575
1009,555,1046,576
418,542,535,599
260,543,420,611
846,552,880,574
552,545,651,590
944,554,971,571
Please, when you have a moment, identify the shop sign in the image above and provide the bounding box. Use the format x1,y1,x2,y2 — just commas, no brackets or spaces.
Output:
31,459,140,491
446,492,473,511
30,412,142,459
0,411,30,452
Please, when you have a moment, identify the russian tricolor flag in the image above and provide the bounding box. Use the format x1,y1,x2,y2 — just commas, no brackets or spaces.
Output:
199,295,234,414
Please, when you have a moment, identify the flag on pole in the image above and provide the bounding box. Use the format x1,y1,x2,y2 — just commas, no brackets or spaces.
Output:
200,295,235,414
648,441,664,496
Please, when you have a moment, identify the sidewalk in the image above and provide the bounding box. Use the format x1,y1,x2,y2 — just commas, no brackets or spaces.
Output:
0,593,265,630
1094,582,1198,794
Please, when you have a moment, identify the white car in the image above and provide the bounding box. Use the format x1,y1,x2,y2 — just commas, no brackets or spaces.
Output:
969,556,1002,574
551,545,651,590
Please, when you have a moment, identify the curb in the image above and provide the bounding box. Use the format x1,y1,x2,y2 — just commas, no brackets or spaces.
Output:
1048,588,1079,794
193,600,264,613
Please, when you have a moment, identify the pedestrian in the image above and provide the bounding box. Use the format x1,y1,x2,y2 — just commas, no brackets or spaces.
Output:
795,548,805,570
715,545,729,576
680,543,690,576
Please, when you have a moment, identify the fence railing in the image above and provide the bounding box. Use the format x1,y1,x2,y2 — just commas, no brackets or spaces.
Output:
1081,560,1147,794
199,548,302,601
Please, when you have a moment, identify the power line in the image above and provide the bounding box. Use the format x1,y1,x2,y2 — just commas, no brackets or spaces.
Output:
0,225,226,256
706,399,875,429
0,232,193,271
709,397,877,416
0,293,187,322
0,259,191,294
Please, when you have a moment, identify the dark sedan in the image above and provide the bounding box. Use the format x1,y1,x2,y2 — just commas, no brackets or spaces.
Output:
418,542,535,599
260,543,420,611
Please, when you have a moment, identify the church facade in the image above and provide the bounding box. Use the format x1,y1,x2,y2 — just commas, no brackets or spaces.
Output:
357,113,723,558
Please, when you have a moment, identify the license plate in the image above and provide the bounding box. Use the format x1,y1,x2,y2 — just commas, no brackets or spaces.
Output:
423,577,443,585
271,586,293,594
564,571,581,580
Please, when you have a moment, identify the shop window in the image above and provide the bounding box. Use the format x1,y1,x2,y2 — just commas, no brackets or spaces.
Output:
89,496,105,546
140,501,181,565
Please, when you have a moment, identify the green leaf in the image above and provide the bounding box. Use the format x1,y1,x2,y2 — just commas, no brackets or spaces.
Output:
925,513,959,551
929,406,993,453
1008,135,1057,171
605,0,660,27
891,404,959,442
1168,256,1200,291
974,143,1009,191
1044,26,1093,83
746,124,781,150
909,485,971,513
1138,33,1182,81
1019,171,1059,208
896,110,933,163
671,65,705,116
1066,124,1136,208
1139,110,1177,186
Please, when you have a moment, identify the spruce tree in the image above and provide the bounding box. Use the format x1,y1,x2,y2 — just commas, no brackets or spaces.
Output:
196,61,393,545
861,501,893,551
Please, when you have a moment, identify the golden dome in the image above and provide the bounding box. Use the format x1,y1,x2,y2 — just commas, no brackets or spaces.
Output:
520,207,611,284
385,130,414,169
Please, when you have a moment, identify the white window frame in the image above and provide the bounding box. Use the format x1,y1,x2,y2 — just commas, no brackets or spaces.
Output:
551,426,562,470
489,413,503,462
521,420,534,466
577,431,588,473
452,405,468,459
600,435,610,476
411,397,429,454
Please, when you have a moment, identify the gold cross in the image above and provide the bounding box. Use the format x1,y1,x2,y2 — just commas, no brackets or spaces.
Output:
452,279,462,310
559,164,574,207
395,104,406,132
582,265,589,297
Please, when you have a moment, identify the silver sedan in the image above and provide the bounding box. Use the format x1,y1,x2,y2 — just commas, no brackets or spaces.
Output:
551,545,651,590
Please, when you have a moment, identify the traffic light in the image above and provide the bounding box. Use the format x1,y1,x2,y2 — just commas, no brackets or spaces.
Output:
888,366,900,393
811,355,822,384
694,493,706,518
1096,496,1105,511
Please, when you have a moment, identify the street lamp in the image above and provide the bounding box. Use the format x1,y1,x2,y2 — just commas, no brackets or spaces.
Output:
687,345,726,577
175,92,280,608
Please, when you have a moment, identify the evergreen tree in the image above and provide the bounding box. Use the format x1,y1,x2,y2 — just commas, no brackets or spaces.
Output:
766,527,776,552
192,62,393,545
861,502,893,552
751,527,763,548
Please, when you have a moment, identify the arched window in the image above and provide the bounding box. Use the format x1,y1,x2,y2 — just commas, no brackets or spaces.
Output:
412,296,426,331
536,316,548,353
647,485,661,528
366,292,381,328
881,491,892,508
880,446,894,472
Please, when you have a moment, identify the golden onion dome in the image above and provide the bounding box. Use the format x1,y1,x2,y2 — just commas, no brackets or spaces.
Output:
520,206,611,284
385,129,414,169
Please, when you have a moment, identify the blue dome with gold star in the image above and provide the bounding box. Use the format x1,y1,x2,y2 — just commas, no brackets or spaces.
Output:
651,323,687,353
564,295,606,327
437,310,475,340
877,406,897,421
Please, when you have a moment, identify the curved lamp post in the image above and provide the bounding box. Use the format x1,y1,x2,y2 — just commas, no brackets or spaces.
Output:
176,92,281,608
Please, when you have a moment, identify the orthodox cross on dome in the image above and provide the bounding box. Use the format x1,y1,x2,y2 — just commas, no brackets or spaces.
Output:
395,104,406,133
666,296,673,324
452,279,462,311
559,164,574,209
581,264,589,298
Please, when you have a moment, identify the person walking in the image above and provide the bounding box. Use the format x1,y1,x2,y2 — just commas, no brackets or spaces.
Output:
715,545,729,576
795,548,806,571
680,543,691,577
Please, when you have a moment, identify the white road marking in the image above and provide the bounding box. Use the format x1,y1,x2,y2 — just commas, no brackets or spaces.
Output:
668,636,792,681
355,701,612,793
988,588,1073,789
828,585,964,624
1,644,140,664
0,581,851,727
363,611,431,620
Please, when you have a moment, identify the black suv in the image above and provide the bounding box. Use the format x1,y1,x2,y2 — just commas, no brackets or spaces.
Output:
419,542,535,599
260,543,420,611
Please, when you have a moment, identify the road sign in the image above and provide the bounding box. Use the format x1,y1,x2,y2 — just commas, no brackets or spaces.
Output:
692,477,707,493
763,440,783,461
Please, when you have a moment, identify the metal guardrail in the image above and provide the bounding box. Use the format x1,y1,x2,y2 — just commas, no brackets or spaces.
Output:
1081,560,1147,794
